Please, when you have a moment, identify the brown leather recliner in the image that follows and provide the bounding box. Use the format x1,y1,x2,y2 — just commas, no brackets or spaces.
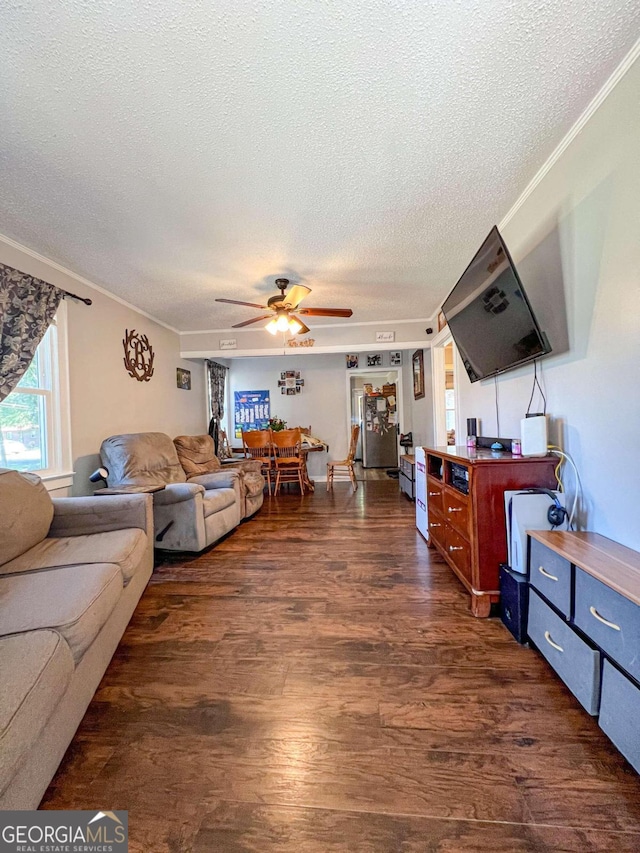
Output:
173,434,265,519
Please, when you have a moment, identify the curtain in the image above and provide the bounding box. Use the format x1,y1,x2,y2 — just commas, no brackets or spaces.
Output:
206,360,228,455
0,264,64,403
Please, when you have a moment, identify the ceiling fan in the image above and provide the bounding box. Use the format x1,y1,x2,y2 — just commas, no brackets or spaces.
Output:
215,278,353,335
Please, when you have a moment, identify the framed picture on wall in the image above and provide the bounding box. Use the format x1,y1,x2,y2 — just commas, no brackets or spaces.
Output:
390,351,402,366
412,350,425,400
176,368,191,390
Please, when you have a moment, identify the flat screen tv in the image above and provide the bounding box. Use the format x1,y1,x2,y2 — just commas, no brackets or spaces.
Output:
442,226,551,383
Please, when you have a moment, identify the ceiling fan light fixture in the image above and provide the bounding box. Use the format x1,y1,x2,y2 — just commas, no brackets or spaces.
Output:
275,311,290,333
287,316,303,335
265,317,279,335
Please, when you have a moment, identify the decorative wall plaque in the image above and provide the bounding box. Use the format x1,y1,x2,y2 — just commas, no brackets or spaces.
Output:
123,329,155,382
287,337,315,347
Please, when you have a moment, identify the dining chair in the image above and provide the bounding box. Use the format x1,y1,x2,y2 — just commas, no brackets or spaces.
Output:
242,429,273,495
271,428,306,495
326,424,360,492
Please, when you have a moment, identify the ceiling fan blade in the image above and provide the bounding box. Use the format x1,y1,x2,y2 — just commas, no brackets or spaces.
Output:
289,314,311,335
232,315,273,328
283,284,311,309
297,307,353,318
215,298,268,309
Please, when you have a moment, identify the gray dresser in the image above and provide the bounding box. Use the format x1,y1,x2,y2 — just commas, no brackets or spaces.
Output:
527,530,640,772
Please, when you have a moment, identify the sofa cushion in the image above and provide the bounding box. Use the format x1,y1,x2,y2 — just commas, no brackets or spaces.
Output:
174,434,221,478
0,563,123,663
100,432,186,488
202,488,237,518
0,529,147,586
0,470,53,567
0,630,74,797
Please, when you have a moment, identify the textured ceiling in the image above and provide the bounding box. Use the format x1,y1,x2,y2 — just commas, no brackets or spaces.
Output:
1,1,639,332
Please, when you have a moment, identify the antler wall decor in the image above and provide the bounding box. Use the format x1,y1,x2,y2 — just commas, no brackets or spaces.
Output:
123,329,155,382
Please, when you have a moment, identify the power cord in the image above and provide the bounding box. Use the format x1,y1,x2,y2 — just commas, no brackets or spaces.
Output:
526,359,547,415
548,446,582,529
494,375,500,436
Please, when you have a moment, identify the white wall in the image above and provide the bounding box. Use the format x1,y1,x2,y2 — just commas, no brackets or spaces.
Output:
454,56,640,549
405,348,434,450
0,238,207,495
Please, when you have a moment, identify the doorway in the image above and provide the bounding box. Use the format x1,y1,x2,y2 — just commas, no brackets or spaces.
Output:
346,368,402,470
431,332,460,447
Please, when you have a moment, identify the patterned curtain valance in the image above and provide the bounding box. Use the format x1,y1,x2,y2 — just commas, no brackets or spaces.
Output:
0,264,64,402
206,360,228,455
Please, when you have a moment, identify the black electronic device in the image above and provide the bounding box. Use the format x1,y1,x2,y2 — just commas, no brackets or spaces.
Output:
450,462,469,495
442,226,552,382
530,487,569,527
499,563,529,644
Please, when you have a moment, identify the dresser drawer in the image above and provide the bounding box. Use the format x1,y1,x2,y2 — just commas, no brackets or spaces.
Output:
445,524,472,584
400,455,414,477
529,538,573,618
426,477,443,515
574,568,640,683
443,488,469,538
399,470,414,500
528,589,601,715
599,660,640,773
427,506,446,549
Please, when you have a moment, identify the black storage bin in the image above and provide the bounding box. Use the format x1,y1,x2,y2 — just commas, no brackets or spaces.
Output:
500,564,529,644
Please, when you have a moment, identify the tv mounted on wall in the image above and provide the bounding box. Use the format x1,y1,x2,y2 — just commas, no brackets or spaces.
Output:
442,226,551,383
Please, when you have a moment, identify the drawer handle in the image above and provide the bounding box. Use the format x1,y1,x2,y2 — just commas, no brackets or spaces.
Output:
449,545,464,552
428,491,439,497
544,631,564,653
538,566,559,582
589,606,621,632
447,507,463,513
429,522,442,528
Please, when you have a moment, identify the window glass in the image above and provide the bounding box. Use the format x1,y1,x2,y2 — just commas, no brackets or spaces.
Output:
0,321,58,473
0,392,47,470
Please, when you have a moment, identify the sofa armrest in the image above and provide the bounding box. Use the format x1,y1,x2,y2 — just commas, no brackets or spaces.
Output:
50,494,152,538
152,482,205,505
218,459,262,476
189,471,240,491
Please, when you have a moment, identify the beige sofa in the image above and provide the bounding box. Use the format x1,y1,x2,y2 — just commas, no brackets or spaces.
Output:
99,432,244,553
173,433,265,519
0,468,153,809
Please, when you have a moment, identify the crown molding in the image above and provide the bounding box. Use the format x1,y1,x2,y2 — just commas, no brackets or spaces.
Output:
499,37,640,231
181,340,432,359
0,231,180,334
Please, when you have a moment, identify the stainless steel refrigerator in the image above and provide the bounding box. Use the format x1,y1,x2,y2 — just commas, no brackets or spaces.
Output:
362,394,398,468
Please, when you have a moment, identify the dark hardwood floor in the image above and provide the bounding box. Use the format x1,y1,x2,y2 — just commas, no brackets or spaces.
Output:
42,481,640,851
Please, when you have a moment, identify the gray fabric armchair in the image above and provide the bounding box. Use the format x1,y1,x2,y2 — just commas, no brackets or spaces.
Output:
99,432,242,552
173,433,265,519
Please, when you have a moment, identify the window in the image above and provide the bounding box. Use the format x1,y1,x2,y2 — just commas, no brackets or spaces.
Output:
0,301,72,488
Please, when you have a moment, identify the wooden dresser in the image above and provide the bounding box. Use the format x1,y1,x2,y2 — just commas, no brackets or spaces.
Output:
424,446,557,616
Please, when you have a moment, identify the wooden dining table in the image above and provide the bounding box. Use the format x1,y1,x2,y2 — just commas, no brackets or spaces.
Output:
299,442,328,492
227,437,328,493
